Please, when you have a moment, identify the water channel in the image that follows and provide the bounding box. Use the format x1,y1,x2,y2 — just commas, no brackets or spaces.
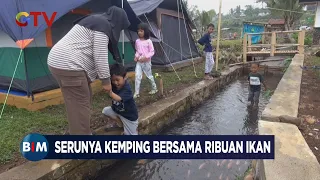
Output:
96,72,283,180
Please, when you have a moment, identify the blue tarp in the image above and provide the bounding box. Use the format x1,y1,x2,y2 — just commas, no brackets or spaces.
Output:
0,89,27,96
0,0,89,42
243,24,265,44
0,0,140,42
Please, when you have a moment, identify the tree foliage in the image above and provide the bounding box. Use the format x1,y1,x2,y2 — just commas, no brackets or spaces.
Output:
183,0,307,39
182,0,216,36
267,0,304,30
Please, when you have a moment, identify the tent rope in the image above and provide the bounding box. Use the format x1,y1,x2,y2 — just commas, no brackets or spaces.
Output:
0,49,23,119
177,0,183,63
178,0,198,77
136,16,190,62
162,41,189,59
143,14,181,80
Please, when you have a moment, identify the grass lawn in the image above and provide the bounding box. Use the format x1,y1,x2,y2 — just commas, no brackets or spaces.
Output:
0,61,208,167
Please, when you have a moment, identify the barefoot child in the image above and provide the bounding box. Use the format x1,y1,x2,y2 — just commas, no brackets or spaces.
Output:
102,64,139,135
133,23,158,98
198,23,215,80
247,63,267,108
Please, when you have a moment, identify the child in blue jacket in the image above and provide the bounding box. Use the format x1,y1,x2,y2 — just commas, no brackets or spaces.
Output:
198,23,215,80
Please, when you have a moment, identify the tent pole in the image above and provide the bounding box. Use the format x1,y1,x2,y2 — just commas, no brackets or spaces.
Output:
122,0,125,66
23,49,33,100
215,0,222,71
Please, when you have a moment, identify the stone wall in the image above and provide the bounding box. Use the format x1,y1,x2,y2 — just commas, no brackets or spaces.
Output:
0,66,243,180
253,54,320,180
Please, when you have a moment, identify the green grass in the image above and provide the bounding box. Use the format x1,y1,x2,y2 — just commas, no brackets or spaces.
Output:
212,39,242,48
197,39,242,55
263,89,274,99
235,165,253,180
0,62,207,165
282,58,292,73
0,106,67,164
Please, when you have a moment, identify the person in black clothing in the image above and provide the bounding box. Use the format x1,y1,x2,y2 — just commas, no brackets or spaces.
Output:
198,23,215,80
102,64,139,135
247,63,267,108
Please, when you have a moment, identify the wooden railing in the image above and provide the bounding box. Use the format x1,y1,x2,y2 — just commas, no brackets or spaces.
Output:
243,30,305,63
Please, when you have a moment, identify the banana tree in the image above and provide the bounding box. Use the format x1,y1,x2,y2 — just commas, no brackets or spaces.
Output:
267,0,305,42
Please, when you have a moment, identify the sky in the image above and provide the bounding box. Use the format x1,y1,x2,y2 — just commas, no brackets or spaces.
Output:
187,0,263,14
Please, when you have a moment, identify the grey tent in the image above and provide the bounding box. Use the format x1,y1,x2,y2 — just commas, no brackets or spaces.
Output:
126,0,200,69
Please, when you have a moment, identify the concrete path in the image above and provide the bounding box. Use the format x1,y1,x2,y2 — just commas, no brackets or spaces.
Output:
256,54,320,180
258,121,320,180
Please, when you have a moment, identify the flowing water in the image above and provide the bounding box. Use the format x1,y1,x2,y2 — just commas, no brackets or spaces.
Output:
96,73,282,180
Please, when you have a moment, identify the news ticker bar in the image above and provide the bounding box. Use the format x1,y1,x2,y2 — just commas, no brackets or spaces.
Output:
20,134,274,161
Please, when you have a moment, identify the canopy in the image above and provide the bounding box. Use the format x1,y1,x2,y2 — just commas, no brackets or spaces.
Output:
128,0,163,16
0,0,140,49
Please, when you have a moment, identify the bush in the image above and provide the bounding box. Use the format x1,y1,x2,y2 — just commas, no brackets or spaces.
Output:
212,39,242,50
292,31,313,46
196,39,243,58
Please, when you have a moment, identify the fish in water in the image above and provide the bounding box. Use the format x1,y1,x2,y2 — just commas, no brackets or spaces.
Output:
199,162,206,169
219,173,223,180
226,176,229,180
221,159,227,166
217,161,220,166
236,160,240,165
227,161,233,169
187,169,191,178
207,172,211,178
137,159,147,165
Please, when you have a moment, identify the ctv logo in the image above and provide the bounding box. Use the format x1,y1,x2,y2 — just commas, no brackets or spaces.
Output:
20,133,49,161
15,12,57,27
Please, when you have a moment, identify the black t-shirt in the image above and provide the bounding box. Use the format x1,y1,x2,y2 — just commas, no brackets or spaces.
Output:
248,73,263,92
111,81,138,121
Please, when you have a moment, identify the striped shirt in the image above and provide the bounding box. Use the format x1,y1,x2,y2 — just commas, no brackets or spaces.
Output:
48,24,110,84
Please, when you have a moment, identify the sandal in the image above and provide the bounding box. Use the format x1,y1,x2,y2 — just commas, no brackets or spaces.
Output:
204,76,214,80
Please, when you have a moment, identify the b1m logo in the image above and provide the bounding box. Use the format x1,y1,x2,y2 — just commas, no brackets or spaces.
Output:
20,133,49,161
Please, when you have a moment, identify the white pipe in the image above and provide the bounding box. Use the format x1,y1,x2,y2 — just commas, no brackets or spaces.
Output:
122,0,125,66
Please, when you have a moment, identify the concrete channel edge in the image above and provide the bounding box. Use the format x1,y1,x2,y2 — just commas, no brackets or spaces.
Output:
0,66,243,180
254,54,320,180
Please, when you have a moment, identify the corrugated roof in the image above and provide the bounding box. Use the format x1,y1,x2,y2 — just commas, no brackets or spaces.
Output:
268,19,285,25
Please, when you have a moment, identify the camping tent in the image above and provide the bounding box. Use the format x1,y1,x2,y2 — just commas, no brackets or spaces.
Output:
127,0,200,68
0,0,199,98
0,0,140,97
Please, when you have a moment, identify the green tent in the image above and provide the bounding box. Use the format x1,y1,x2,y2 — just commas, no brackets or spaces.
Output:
0,12,136,97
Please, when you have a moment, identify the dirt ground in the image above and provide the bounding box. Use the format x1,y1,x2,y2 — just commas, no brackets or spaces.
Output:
298,55,320,163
